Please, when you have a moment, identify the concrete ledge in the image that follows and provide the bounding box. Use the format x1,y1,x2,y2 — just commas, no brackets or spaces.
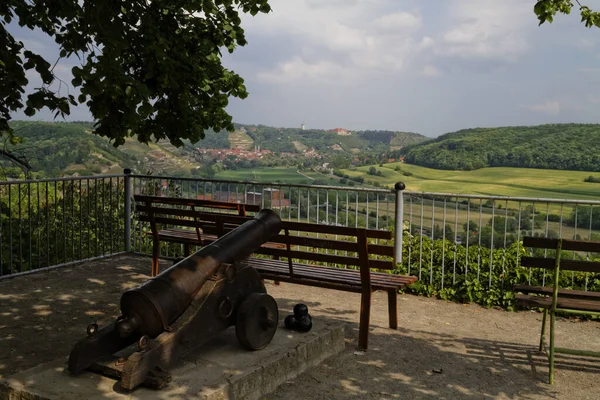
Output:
0,320,344,400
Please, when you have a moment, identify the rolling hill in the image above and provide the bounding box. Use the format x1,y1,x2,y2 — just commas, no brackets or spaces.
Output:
400,124,600,171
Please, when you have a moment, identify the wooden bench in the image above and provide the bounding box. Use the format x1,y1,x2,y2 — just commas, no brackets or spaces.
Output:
134,195,263,276
245,220,418,350
515,236,600,384
136,197,417,349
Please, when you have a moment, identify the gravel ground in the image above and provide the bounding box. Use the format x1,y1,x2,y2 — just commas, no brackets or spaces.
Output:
1,254,599,399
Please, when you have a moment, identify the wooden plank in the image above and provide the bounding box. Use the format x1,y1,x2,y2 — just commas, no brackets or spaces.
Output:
514,284,600,300
521,256,600,273
253,247,394,270
523,236,600,252
257,269,411,292
247,259,415,287
134,195,260,211
136,206,249,220
280,220,392,239
515,293,600,312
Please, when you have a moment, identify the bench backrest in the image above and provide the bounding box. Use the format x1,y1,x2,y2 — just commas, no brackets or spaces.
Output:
134,195,261,226
521,237,600,273
255,220,395,270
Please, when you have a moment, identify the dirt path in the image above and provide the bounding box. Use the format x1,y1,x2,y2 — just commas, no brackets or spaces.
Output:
1,255,599,399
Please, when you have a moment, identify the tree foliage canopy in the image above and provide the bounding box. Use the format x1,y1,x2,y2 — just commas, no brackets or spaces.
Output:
534,0,600,27
400,124,600,172
1,0,270,147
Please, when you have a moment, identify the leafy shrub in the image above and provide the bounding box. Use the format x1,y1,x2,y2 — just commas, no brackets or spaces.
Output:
394,234,600,311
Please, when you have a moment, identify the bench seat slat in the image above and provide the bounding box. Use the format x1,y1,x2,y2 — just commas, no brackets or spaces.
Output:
515,294,600,313
251,258,413,285
247,259,416,290
523,237,600,252
514,284,600,300
520,256,600,273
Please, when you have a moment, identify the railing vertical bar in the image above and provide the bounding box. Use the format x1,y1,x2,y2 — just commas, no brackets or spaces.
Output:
376,193,379,230
573,204,578,285
419,196,424,281
586,206,593,291
477,198,483,282
501,200,509,288
465,200,470,279
430,197,435,285
453,198,458,286
62,181,67,263
37,182,41,270
46,181,49,267
28,183,32,271
79,179,83,260
0,186,3,275
71,180,75,261
9,185,13,274
95,179,98,257
408,195,413,275
489,200,495,289
18,183,23,272
441,198,446,290
543,203,550,286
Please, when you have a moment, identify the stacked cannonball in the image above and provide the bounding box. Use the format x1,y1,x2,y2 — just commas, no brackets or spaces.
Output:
284,303,312,332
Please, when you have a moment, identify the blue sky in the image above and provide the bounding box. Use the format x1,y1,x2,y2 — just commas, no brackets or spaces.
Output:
9,0,600,137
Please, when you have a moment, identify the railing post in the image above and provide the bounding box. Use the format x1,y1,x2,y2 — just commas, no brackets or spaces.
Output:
394,182,406,266
124,169,132,253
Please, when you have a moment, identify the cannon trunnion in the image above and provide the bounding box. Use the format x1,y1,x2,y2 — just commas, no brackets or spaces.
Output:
67,209,282,390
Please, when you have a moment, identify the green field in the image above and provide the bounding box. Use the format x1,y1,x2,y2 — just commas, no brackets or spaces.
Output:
215,167,327,185
341,163,600,202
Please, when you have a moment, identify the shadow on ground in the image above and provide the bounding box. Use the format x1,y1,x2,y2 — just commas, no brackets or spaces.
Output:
270,296,598,399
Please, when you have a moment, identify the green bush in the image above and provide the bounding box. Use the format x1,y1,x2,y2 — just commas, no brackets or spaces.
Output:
394,234,600,311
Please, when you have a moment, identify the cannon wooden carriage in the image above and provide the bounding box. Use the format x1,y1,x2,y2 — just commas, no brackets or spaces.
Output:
67,209,282,390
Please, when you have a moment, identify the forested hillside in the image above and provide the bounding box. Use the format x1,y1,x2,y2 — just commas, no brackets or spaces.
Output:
400,124,600,171
238,124,428,154
3,121,139,177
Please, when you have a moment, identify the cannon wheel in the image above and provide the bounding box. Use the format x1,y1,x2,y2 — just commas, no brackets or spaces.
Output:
236,292,279,350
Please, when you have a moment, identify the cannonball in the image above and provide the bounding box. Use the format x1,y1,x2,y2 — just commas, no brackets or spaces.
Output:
293,303,309,318
295,316,313,332
284,315,297,329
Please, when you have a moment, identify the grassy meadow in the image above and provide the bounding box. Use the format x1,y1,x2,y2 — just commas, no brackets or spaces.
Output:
215,167,325,184
341,163,600,202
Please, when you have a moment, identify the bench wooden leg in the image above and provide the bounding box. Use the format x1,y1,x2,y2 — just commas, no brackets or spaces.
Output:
549,310,556,384
387,289,398,330
152,242,159,277
358,290,372,350
539,308,548,352
184,244,190,258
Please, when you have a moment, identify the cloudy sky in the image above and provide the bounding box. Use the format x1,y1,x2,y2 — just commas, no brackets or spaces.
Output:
10,0,600,137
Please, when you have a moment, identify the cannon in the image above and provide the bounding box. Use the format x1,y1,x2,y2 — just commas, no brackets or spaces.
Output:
67,209,282,390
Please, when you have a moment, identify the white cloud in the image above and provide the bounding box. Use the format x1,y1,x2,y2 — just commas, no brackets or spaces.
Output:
242,0,435,84
256,57,356,85
437,0,530,60
522,100,561,116
419,65,442,77
375,12,421,31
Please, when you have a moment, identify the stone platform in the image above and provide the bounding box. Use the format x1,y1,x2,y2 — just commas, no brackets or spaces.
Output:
0,320,344,400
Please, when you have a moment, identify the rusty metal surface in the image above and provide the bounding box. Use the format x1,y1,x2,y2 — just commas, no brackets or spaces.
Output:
67,209,282,382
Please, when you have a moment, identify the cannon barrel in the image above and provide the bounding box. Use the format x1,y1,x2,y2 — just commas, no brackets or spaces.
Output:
117,209,282,338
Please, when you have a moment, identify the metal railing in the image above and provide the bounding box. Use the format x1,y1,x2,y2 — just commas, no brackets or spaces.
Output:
129,174,399,261
1,171,599,298
0,174,127,279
